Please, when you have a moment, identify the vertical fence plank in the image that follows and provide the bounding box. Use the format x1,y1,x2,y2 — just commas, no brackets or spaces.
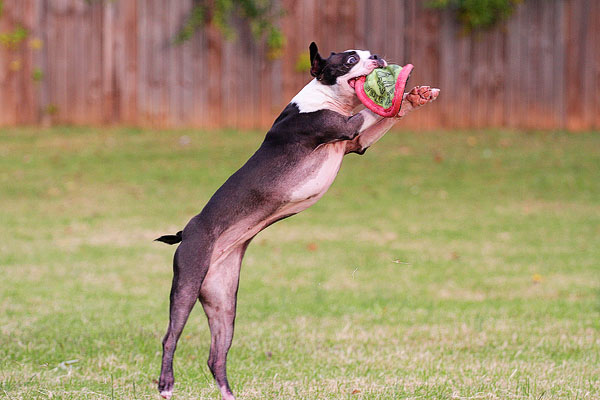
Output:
565,0,587,130
221,31,236,128
1,0,17,125
137,0,148,125
146,0,159,126
166,1,179,128
0,1,8,126
54,0,67,124
91,1,104,124
32,0,48,125
113,0,137,125
207,22,224,128
178,1,193,127
551,1,566,130
18,0,35,123
354,0,366,50
280,0,299,103
594,0,600,129
582,0,597,129
102,0,115,124
190,15,208,128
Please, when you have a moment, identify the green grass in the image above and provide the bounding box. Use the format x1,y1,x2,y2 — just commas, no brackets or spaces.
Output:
0,126,599,399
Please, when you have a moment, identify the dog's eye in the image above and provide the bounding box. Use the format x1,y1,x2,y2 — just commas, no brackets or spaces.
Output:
346,56,358,64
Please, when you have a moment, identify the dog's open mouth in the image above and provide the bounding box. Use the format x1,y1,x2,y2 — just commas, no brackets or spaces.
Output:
348,77,361,89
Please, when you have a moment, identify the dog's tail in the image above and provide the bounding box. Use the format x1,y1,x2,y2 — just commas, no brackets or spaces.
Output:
154,230,183,245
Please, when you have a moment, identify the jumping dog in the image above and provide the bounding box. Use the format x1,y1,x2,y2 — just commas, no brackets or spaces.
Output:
156,42,439,400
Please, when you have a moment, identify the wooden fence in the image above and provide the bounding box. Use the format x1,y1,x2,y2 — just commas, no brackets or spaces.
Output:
0,0,598,130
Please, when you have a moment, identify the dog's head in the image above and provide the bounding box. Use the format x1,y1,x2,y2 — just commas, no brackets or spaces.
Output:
291,42,388,114
309,42,386,98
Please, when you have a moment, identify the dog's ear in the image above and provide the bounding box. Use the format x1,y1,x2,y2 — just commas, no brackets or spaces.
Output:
309,42,325,79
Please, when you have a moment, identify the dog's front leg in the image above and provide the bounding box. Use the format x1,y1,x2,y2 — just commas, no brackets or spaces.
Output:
353,107,385,133
346,86,439,154
345,117,397,154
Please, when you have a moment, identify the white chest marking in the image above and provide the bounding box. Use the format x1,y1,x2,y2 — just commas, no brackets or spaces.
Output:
288,142,346,202
291,79,356,115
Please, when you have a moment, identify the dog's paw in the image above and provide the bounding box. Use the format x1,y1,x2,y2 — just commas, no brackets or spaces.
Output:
396,86,440,118
406,86,440,107
158,377,174,399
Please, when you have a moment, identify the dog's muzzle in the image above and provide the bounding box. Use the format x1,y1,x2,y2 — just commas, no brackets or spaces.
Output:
369,54,387,68
348,55,387,89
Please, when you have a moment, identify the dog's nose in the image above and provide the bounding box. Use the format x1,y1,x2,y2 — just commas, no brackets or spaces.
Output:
369,54,386,68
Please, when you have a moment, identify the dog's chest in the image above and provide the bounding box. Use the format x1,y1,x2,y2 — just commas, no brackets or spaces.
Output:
287,142,346,203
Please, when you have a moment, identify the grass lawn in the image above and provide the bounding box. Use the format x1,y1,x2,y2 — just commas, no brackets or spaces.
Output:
0,126,599,399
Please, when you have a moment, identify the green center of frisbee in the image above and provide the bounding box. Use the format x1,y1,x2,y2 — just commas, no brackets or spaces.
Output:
362,64,402,109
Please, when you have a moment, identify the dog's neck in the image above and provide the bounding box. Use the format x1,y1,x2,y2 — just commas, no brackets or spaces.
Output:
291,79,359,116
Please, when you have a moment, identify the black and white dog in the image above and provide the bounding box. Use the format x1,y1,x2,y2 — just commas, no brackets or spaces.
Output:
156,42,439,400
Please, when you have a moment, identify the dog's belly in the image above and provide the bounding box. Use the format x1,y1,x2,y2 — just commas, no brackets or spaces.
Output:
208,142,346,266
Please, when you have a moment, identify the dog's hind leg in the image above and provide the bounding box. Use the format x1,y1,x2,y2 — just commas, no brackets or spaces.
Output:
199,242,249,400
158,240,212,399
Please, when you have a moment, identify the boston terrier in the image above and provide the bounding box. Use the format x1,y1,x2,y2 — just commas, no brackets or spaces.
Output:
156,42,439,400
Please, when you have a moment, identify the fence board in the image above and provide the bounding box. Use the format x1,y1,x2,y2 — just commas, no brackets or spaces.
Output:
594,0,600,129
0,0,597,130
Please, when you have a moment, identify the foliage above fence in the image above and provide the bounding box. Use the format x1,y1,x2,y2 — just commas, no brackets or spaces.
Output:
175,0,285,58
426,0,523,31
